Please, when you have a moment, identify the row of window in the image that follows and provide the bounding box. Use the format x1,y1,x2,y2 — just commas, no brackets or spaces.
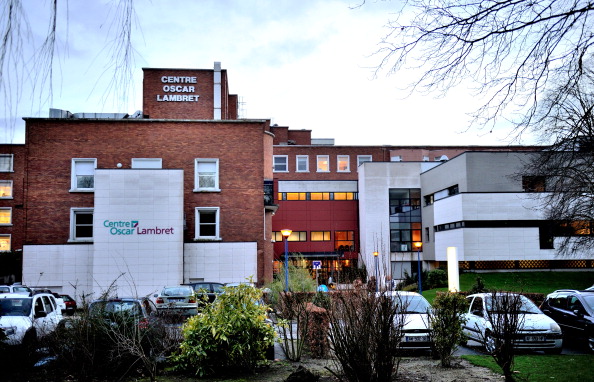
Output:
0,154,15,250
272,230,356,251
277,192,358,201
71,158,220,192
273,155,372,173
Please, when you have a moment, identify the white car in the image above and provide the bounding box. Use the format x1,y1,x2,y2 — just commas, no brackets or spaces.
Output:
462,293,563,354
154,286,198,316
0,292,64,346
381,291,433,352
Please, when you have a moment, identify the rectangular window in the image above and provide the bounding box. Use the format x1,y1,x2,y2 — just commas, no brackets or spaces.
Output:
132,158,162,168
286,192,307,201
337,155,350,172
273,231,307,242
71,158,96,191
335,231,355,252
296,155,309,172
0,208,11,225
70,208,93,242
357,155,372,169
0,235,10,251
194,158,220,191
333,192,354,200
0,154,13,172
195,207,220,239
392,155,402,162
310,192,330,200
389,188,422,252
273,155,288,172
0,180,12,198
317,155,330,172
311,231,331,241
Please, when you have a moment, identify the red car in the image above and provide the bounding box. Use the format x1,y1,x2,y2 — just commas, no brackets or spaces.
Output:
60,294,77,315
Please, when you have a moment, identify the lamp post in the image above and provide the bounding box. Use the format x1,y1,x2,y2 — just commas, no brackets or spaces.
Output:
373,251,379,292
414,242,422,295
281,229,292,292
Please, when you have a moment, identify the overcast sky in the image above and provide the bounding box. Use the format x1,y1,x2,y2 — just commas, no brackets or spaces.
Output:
1,0,530,146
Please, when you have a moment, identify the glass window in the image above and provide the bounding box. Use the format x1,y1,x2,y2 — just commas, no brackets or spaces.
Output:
0,180,12,198
317,155,329,172
311,231,331,241
335,231,355,251
195,207,220,239
0,154,13,172
70,208,93,242
296,155,309,172
286,192,306,201
0,208,11,225
273,156,288,172
71,158,96,191
357,155,372,170
333,192,354,200
272,231,307,242
310,192,330,200
0,235,10,251
389,188,422,252
337,155,350,172
392,155,402,162
132,158,162,168
194,158,219,191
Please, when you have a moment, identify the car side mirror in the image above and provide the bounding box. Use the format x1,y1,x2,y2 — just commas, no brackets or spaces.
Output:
35,311,47,319
574,309,583,317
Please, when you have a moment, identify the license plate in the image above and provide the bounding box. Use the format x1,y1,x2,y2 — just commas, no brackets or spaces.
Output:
168,298,184,302
524,336,545,342
406,336,429,342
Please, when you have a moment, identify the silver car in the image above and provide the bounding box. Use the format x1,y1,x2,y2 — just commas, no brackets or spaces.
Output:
154,286,197,316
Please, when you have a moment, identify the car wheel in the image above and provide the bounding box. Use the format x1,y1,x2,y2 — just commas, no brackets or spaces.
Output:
484,332,496,354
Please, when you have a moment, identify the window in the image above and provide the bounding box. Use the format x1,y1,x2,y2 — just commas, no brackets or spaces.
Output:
522,176,546,192
0,235,10,251
0,154,13,172
425,227,430,242
286,192,307,201
392,155,402,162
337,155,350,172
423,156,430,162
317,155,329,172
0,180,12,198
132,158,162,168
333,192,354,200
70,208,93,242
296,155,309,172
71,158,96,191
0,208,11,225
273,155,288,172
357,155,372,168
310,192,331,200
278,192,358,201
335,231,355,252
194,158,220,191
272,231,307,242
195,207,220,239
389,188,422,252
311,231,331,241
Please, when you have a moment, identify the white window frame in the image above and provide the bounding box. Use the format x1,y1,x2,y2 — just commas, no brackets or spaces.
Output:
337,155,350,172
296,155,309,172
0,154,13,172
0,207,12,225
195,207,220,240
392,155,402,162
273,155,288,172
69,207,94,242
0,234,11,251
317,155,330,172
132,158,162,168
194,158,220,192
357,155,372,170
70,158,97,192
0,180,13,198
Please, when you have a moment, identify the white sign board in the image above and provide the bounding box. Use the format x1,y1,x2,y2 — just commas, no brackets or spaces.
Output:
312,260,322,269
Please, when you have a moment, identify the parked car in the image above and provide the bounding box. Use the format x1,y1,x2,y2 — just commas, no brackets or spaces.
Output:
31,288,66,314
60,294,77,316
0,284,33,296
462,292,563,354
380,291,434,352
89,296,158,325
154,286,198,316
185,282,225,305
0,292,64,346
540,289,594,352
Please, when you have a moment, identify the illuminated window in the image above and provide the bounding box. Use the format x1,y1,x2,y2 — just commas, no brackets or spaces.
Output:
0,208,11,225
335,231,355,251
317,155,329,172
0,154,13,172
273,156,288,172
296,155,309,172
194,158,219,191
310,192,330,200
333,192,354,200
357,155,372,169
0,235,10,251
311,231,331,241
132,158,162,168
70,208,93,242
195,207,220,239
286,192,306,201
337,155,350,172
273,231,307,242
71,158,96,191
0,180,12,198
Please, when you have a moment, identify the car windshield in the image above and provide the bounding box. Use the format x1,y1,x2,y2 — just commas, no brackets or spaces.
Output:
391,295,432,314
0,297,32,316
485,295,541,314
89,300,142,317
162,287,192,296
582,295,594,311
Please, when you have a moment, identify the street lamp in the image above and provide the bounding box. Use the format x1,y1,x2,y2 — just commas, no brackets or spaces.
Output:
281,229,292,292
414,242,422,295
373,251,379,292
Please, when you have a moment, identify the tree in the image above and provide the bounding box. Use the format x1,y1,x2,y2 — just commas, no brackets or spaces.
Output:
373,0,594,137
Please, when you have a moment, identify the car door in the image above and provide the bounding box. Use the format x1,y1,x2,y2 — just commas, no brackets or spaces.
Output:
565,295,591,336
463,296,486,343
541,293,570,333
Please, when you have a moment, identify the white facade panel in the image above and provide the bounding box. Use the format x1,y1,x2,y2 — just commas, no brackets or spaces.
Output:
183,242,258,284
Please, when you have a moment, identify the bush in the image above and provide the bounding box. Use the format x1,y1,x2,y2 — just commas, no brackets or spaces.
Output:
265,258,317,306
429,292,469,367
469,276,488,294
173,284,276,377
426,269,448,289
